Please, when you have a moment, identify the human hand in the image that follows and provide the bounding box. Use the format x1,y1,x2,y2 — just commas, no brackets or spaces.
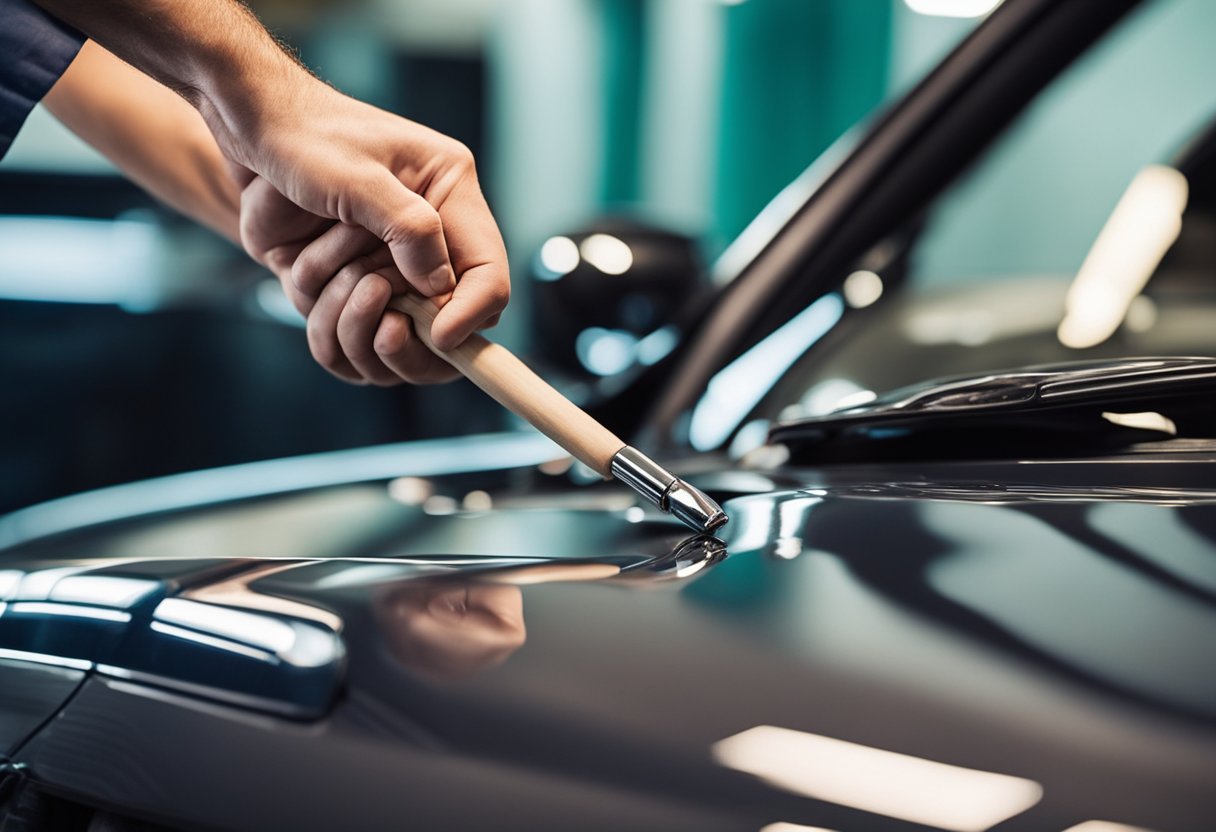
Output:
240,176,464,385
376,579,526,679
30,0,509,386
230,84,509,385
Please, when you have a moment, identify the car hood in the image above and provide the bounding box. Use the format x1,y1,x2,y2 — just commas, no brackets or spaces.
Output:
2,436,1216,830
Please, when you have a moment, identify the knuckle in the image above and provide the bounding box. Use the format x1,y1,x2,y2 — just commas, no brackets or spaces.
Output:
445,140,476,172
487,282,511,313
349,275,389,314
291,252,325,296
386,200,443,244
306,322,340,368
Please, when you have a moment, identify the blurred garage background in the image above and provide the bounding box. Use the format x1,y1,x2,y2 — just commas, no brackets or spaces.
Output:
1,0,1212,514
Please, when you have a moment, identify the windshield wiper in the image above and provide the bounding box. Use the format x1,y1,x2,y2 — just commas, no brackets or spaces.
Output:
770,356,1216,461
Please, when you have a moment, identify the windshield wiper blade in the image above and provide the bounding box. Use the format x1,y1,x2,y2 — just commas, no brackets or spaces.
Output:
769,356,1216,460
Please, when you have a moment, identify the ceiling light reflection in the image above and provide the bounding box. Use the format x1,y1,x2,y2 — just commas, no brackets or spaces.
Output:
713,725,1042,831
1100,411,1177,435
1062,823,1158,832
1058,166,1188,349
905,0,1003,18
760,824,837,832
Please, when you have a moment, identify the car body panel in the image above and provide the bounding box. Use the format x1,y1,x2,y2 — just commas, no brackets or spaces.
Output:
3,450,1215,830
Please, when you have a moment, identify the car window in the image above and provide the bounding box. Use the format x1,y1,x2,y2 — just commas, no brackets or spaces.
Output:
764,0,1216,428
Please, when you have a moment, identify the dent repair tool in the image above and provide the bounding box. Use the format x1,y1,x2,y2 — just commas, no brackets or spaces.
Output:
391,295,728,535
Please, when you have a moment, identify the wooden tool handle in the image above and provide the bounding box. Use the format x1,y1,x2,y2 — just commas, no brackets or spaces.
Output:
390,295,625,477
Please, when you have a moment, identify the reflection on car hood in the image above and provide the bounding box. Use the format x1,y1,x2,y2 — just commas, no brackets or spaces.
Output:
770,356,1216,460
3,441,1216,829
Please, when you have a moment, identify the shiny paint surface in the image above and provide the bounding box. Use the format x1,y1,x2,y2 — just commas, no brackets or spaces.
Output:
2,451,1215,830
6,1,1216,829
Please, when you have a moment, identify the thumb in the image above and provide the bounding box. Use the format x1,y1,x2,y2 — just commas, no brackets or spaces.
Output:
348,170,456,298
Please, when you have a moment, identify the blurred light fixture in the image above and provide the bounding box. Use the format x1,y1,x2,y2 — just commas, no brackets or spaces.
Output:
1058,165,1188,349
904,0,1004,18
833,389,879,411
1101,411,1177,435
579,233,634,275
423,495,459,515
842,270,884,308
635,325,679,366
388,476,433,506
1062,823,1158,832
537,235,580,279
462,490,494,511
0,216,158,305
761,824,837,832
713,725,1042,831
689,294,844,450
728,419,772,458
575,327,639,376
801,378,873,416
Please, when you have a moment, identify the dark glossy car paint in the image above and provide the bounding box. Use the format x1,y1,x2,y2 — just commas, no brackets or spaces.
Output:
4,1,1216,830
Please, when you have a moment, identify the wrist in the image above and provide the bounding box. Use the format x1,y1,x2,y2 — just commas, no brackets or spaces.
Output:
193,43,315,170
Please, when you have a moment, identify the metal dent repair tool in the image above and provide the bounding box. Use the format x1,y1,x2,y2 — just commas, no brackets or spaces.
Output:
391,295,728,535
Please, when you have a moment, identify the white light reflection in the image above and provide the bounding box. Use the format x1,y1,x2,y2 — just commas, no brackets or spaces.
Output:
150,621,275,663
423,495,459,515
14,567,87,601
729,419,772,458
388,476,433,506
904,0,1003,18
579,234,634,275
50,576,159,608
690,294,844,450
624,506,646,523
576,327,639,376
462,490,494,511
1063,823,1158,832
154,598,296,654
537,236,580,279
0,432,561,549
1100,411,1177,435
713,725,1042,831
0,647,93,671
761,824,838,832
799,378,866,417
8,602,132,623
1058,166,1188,349
842,270,883,308
635,325,679,366
0,570,21,600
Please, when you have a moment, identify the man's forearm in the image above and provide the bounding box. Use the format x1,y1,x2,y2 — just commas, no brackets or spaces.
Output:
44,41,242,242
31,0,308,167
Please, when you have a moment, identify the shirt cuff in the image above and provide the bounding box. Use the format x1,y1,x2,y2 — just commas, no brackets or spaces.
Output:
0,0,86,159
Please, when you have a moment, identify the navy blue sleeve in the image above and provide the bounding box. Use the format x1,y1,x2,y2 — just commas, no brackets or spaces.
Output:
0,0,85,158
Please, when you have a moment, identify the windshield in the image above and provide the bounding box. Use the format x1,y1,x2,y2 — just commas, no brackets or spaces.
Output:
740,0,1216,439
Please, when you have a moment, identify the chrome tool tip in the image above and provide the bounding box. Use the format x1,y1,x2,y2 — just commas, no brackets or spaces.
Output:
610,446,729,535
667,480,729,534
